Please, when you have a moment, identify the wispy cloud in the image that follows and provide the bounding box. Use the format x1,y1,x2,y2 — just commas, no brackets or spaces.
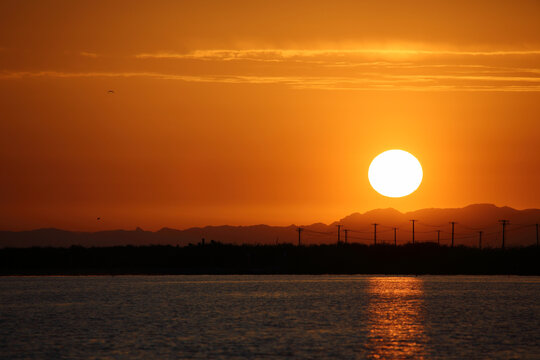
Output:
128,48,540,91
79,51,99,58
3,70,540,92
1,46,539,91
135,49,540,62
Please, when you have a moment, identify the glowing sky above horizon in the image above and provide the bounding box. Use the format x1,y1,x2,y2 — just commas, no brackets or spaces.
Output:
1,0,540,230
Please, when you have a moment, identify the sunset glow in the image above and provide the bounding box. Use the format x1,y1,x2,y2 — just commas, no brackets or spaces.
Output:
0,1,539,230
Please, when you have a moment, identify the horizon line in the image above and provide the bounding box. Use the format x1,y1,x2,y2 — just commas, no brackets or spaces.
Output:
2,203,539,233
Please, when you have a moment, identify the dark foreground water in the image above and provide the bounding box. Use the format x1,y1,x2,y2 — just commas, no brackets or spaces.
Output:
0,276,539,359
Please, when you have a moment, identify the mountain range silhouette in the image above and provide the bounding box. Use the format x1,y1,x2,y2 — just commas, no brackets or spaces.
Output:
1,204,539,248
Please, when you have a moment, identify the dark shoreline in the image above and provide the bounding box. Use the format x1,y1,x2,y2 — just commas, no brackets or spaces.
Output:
1,243,539,276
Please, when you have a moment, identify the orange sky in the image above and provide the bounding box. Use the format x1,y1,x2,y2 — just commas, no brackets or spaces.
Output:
1,0,540,230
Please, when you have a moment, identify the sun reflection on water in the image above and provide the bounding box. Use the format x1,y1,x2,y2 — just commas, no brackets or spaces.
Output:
366,277,428,359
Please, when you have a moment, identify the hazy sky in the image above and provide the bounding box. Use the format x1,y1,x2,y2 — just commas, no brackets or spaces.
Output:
1,0,540,230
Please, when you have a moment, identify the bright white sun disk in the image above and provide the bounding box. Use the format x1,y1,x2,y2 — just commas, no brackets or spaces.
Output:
368,150,423,197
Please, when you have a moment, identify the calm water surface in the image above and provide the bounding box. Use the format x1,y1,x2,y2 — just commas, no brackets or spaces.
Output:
0,275,539,359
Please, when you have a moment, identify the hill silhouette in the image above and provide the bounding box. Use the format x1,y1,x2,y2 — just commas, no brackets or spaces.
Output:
1,204,539,248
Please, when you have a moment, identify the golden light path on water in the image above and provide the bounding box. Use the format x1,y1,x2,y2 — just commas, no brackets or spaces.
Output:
366,277,427,359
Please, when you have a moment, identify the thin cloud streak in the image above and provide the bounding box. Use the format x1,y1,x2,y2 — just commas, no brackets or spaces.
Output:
130,49,540,83
2,70,540,92
135,49,540,61
79,51,99,58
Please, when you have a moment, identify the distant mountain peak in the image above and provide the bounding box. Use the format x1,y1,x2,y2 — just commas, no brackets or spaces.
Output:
363,208,404,216
339,207,404,224
463,203,503,210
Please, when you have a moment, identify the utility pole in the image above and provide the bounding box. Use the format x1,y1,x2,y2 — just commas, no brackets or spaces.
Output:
449,222,457,247
297,227,303,246
393,227,397,246
536,224,538,247
409,220,418,244
343,229,349,244
478,231,483,249
499,220,509,249
372,223,378,245
336,224,341,245
437,230,441,246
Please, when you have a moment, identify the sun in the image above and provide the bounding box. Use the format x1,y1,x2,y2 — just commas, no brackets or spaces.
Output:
368,150,423,198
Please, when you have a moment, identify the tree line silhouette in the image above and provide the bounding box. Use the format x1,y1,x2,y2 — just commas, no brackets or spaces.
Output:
1,242,538,275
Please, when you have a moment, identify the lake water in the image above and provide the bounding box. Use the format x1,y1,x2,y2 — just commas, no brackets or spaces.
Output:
0,276,539,359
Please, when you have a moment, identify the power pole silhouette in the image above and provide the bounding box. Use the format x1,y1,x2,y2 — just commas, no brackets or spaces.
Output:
343,229,349,244
449,222,457,247
536,224,538,247
436,230,441,246
372,223,378,245
336,224,341,245
499,220,509,249
393,227,397,246
478,231,483,249
297,227,303,246
409,220,418,244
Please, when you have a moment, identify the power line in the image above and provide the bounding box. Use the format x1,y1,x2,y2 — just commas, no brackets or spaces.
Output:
303,229,335,235
346,234,374,241
460,224,484,231
417,222,446,228
348,228,372,234
506,224,535,232
404,229,439,234
303,232,334,238
296,220,540,248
